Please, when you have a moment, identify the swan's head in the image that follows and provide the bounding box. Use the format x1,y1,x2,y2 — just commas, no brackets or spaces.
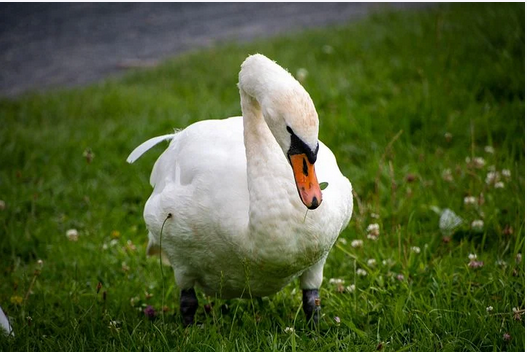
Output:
240,54,323,210
262,90,322,210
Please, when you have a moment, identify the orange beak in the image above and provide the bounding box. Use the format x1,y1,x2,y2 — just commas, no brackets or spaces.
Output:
289,153,323,210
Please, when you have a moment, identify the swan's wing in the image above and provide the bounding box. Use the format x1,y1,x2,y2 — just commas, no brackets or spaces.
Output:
126,134,176,164
148,117,247,189
144,117,249,232
316,141,353,233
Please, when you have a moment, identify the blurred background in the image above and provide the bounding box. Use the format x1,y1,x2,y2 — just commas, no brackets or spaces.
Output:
0,3,432,97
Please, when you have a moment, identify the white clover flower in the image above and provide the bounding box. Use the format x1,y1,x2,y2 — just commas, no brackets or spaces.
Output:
284,327,295,334
486,306,493,313
329,278,345,285
495,260,507,267
444,132,452,142
396,274,405,281
37,259,44,267
296,68,308,82
471,220,484,231
516,253,522,263
468,260,484,268
370,212,380,219
485,171,500,185
442,169,453,182
130,296,140,307
484,146,495,154
125,240,137,252
108,320,121,331
367,259,376,267
464,196,477,206
356,268,367,276
468,253,478,261
366,223,380,241
366,223,380,235
466,157,486,168
351,239,363,248
110,239,119,247
382,258,395,267
334,316,341,324
322,45,334,54
511,307,524,321
494,182,505,189
338,238,348,245
102,243,109,250
411,246,421,254
473,157,486,168
501,169,511,178
345,284,356,293
66,229,79,241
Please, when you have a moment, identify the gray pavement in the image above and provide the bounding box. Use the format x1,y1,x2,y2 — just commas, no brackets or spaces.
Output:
0,3,432,97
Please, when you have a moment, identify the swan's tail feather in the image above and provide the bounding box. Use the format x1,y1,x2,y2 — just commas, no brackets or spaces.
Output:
126,134,175,163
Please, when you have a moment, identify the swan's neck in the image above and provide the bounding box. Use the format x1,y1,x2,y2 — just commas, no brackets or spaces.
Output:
240,91,298,236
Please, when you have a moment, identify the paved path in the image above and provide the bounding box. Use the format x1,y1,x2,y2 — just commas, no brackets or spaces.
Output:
0,3,431,97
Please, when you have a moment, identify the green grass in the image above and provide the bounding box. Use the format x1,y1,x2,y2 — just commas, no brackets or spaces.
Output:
0,3,524,351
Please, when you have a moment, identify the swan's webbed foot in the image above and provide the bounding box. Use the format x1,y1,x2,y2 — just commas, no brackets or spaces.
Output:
180,288,198,326
302,289,320,327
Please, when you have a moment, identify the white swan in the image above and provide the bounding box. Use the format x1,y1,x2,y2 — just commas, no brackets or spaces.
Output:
128,54,353,325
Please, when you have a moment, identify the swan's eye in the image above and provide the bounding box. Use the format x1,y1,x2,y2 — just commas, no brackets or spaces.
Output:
286,126,318,164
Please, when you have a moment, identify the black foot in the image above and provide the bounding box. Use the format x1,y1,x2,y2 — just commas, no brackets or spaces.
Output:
302,289,321,326
180,288,198,326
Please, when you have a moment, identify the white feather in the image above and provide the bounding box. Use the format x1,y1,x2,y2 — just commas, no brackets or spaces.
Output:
0,306,13,336
126,134,175,163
